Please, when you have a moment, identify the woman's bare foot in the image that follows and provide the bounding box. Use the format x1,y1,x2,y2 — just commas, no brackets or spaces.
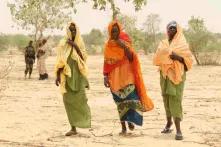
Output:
128,122,135,131
119,129,127,136
119,121,127,136
174,117,183,140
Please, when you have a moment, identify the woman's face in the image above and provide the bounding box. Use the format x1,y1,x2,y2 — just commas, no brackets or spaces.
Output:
69,23,76,40
167,26,177,41
111,24,120,40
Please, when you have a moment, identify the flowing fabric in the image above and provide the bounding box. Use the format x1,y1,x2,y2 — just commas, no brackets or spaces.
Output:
112,84,143,126
108,60,135,92
63,48,91,128
103,20,154,112
55,22,91,128
153,24,193,85
55,22,88,94
160,71,185,119
154,23,192,120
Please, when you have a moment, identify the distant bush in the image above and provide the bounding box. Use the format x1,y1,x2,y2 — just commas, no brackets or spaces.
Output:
197,40,221,65
0,35,8,51
0,34,30,52
185,16,221,65
197,52,221,66
82,29,105,54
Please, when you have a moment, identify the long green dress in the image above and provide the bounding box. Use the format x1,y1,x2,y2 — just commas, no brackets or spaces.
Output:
160,71,186,120
63,49,91,128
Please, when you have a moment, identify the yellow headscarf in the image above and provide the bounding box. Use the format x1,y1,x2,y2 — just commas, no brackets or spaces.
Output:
153,23,193,85
55,22,88,94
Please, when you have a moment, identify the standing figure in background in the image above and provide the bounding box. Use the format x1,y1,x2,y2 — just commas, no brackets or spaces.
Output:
24,40,35,79
37,39,48,80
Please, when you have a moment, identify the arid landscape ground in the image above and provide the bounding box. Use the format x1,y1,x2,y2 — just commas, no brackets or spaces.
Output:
0,52,220,147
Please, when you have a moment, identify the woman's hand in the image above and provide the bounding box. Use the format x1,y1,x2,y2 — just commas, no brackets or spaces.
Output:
104,76,110,88
170,52,183,62
170,52,188,71
116,39,133,62
55,75,61,86
67,39,78,49
55,68,63,86
67,39,74,46
115,39,125,48
67,39,84,61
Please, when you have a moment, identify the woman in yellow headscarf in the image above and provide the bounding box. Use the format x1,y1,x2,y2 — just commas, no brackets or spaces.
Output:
55,22,91,136
103,20,154,135
153,21,193,140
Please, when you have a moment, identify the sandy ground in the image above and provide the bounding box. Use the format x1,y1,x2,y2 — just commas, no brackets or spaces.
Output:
0,52,220,147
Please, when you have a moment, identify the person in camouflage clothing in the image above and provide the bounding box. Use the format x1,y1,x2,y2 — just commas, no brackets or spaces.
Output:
24,40,35,79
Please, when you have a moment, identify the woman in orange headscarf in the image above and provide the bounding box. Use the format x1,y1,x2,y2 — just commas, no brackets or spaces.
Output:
153,21,193,140
103,20,154,135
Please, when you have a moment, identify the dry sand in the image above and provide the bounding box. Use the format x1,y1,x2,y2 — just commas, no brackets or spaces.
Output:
0,52,220,147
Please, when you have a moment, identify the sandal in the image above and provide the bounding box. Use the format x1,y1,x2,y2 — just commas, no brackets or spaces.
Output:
65,130,77,136
175,133,183,140
161,127,173,133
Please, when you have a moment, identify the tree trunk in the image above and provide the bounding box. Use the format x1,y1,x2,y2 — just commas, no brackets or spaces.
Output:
34,28,38,52
193,51,200,65
110,0,118,20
